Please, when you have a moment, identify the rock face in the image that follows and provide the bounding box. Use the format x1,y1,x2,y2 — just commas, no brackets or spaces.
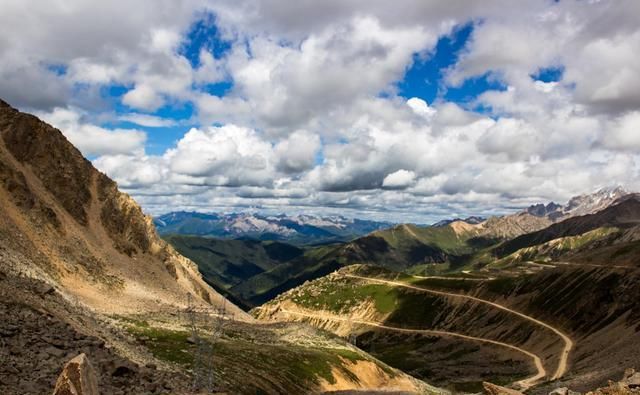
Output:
0,98,248,320
52,354,99,395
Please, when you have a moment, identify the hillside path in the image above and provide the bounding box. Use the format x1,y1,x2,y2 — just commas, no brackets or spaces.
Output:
411,274,496,281
553,261,633,270
279,307,545,390
344,274,573,380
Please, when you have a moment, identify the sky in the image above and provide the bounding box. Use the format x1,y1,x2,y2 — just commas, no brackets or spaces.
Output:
1,0,640,223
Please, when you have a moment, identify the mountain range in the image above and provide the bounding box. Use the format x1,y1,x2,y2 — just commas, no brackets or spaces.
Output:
154,211,392,245
257,192,640,392
163,186,637,310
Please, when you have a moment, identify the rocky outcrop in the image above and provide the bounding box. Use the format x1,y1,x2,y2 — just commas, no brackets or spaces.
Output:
548,387,581,395
0,100,92,226
96,173,153,256
622,369,640,390
52,354,99,395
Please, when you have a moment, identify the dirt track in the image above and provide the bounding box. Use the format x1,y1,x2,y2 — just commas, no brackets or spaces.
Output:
344,274,573,381
278,308,545,390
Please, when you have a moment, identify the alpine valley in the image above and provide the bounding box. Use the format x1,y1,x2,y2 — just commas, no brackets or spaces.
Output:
2,100,640,395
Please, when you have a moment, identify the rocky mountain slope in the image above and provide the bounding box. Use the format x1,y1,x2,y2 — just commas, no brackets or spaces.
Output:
0,99,245,318
155,211,392,245
490,194,640,267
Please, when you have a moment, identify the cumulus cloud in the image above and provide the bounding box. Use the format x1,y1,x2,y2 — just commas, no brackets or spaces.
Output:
167,125,275,186
599,111,640,152
275,131,321,174
383,169,416,189
407,97,436,119
477,118,542,161
37,108,146,157
196,16,436,132
123,85,165,111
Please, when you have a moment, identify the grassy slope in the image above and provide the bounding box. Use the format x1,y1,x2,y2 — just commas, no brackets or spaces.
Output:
263,266,532,391
164,234,306,308
234,224,486,307
116,314,420,394
489,227,620,267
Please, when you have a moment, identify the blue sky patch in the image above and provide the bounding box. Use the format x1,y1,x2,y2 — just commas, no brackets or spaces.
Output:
531,66,564,82
396,23,473,104
180,12,231,67
397,23,508,110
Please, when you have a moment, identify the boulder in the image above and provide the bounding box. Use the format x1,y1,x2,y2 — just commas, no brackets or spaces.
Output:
624,372,640,389
483,382,524,395
52,353,99,395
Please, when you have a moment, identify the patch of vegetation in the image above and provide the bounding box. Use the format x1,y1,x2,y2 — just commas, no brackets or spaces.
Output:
490,227,621,268
213,340,365,386
359,331,530,392
387,292,445,327
410,277,476,292
290,279,399,314
127,325,194,365
124,320,376,391
113,315,149,328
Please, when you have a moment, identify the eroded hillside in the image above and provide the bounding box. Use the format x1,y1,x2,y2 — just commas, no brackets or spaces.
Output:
257,263,640,393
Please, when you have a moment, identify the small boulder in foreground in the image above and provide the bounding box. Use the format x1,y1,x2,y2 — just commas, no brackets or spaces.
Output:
52,353,99,395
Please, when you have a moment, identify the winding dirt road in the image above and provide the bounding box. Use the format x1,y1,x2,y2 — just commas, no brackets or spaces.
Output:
279,308,545,390
344,274,573,381
411,274,496,281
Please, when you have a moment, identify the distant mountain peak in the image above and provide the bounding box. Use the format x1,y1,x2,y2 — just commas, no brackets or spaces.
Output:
526,202,563,217
524,186,631,222
432,216,486,228
562,186,629,218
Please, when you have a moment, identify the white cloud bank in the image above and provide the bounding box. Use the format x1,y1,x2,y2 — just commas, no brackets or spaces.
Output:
2,0,640,222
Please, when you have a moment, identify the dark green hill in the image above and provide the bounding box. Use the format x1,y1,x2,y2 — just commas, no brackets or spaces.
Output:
165,222,501,309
